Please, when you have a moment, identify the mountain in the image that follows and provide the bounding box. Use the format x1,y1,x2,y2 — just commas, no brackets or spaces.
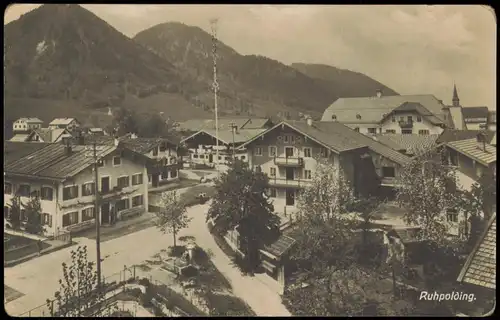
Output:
3,4,212,122
134,22,399,118
290,63,399,98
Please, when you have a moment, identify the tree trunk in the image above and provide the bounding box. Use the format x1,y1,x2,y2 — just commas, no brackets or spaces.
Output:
173,223,177,248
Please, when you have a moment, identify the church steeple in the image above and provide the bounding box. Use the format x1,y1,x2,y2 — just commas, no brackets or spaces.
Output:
452,83,460,107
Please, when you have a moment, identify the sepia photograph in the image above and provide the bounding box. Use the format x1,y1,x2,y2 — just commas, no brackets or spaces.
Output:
3,4,496,317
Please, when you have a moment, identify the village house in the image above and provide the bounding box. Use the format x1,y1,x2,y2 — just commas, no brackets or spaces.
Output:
179,118,273,167
236,118,411,215
25,127,73,143
4,141,153,236
321,90,454,135
12,117,44,133
456,214,496,316
82,134,183,188
462,106,490,131
48,117,81,132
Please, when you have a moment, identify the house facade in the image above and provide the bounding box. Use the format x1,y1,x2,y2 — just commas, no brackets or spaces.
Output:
12,118,43,133
25,128,72,143
238,119,411,214
4,143,151,236
48,118,81,132
321,92,452,135
462,106,490,131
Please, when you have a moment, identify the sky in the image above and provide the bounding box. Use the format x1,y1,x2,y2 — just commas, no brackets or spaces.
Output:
4,4,497,109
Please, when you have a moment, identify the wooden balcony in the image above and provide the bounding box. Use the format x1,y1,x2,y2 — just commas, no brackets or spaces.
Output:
273,156,304,167
268,177,311,188
398,120,414,128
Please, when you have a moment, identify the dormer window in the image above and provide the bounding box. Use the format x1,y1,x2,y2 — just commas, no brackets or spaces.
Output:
356,114,361,120
331,115,337,121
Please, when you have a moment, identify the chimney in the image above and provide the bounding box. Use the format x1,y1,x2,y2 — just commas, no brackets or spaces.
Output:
376,89,383,98
306,117,313,126
64,140,72,155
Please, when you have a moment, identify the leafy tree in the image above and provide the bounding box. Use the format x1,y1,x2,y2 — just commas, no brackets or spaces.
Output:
8,193,22,230
350,197,384,247
24,195,44,235
395,149,461,245
138,113,172,138
154,190,192,249
207,159,280,272
46,246,108,317
111,106,139,136
297,157,355,220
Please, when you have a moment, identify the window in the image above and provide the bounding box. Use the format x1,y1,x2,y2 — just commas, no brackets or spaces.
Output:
332,115,337,121
19,184,31,197
368,128,377,134
303,147,312,158
63,185,78,200
284,135,289,143
117,176,130,188
148,175,152,183
356,114,361,120
446,209,458,223
270,167,276,177
255,165,262,173
354,127,360,132
132,174,143,186
320,147,328,158
4,182,12,195
41,187,53,201
132,195,144,207
116,199,129,212
304,170,312,179
82,182,95,196
113,156,121,166
218,156,221,160
402,129,413,135
382,167,395,178
391,116,396,122
417,116,422,122
63,211,79,227
269,188,277,198
385,129,396,134
224,157,229,161
241,156,246,161
97,159,105,167
193,154,198,159
42,213,52,227
82,207,95,221
170,170,178,178
407,116,413,122
254,147,263,156
418,130,430,135
152,148,159,156
159,143,167,152
269,146,277,157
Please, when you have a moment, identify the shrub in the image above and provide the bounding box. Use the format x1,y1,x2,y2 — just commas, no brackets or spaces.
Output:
168,245,186,258
138,278,150,287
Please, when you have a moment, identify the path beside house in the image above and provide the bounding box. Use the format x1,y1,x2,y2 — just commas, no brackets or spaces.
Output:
180,201,291,316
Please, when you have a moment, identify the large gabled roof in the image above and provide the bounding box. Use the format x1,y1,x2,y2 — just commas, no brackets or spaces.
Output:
437,129,495,144
445,138,497,166
5,143,153,181
462,106,489,121
175,117,271,132
372,134,440,156
238,120,411,165
4,142,51,166
457,214,496,289
321,94,448,124
49,117,79,126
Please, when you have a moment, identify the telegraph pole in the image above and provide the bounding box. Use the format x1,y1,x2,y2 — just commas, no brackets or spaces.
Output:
86,142,102,288
211,18,220,178
230,122,237,160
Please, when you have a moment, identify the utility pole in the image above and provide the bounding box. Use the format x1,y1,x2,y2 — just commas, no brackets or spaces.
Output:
86,142,102,288
230,122,237,160
211,18,220,178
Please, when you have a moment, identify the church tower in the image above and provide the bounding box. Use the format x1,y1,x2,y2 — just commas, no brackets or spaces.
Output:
452,84,460,107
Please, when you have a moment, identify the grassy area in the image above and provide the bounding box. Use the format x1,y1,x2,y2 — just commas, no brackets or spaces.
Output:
4,234,51,262
4,285,24,303
206,293,256,316
4,234,38,251
154,283,205,316
193,247,233,292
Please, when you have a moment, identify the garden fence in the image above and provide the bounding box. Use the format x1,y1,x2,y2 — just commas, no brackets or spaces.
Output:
17,265,137,317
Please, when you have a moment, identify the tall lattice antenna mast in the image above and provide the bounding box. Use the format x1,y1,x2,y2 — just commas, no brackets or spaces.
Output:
210,18,220,177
